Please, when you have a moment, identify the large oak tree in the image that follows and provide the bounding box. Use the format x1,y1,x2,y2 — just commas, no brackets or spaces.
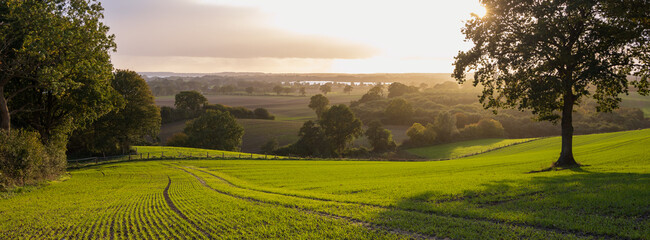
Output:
1,0,118,141
453,0,649,167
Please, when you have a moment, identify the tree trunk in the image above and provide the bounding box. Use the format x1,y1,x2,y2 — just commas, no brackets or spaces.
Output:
0,86,10,132
554,93,579,167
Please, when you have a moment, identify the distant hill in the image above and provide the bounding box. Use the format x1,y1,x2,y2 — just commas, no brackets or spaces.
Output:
139,72,459,84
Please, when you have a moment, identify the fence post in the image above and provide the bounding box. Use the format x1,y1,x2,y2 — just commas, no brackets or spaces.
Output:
238,154,241,159
148,153,150,159
222,152,225,158
128,154,131,161
251,153,253,159
140,153,142,160
207,152,209,158
161,152,164,158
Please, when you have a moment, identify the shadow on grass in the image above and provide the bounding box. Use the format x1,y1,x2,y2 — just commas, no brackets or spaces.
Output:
372,172,649,239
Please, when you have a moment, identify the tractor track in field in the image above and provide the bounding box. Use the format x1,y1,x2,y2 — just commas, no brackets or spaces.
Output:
163,176,212,239
171,165,440,240
181,165,628,240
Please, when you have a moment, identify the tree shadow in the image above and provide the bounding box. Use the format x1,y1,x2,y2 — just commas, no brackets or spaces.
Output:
371,172,649,239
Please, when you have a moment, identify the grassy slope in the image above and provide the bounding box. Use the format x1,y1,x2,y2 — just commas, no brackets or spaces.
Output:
5,131,647,238
406,138,536,159
189,129,650,238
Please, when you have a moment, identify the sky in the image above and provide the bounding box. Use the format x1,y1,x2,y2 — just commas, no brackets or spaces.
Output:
102,0,485,73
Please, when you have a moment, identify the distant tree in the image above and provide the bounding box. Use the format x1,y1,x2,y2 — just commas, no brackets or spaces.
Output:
68,70,161,156
365,121,396,153
299,87,307,96
405,123,437,146
352,84,384,107
419,83,429,90
283,87,295,95
319,84,332,95
175,91,207,112
319,104,363,156
477,119,505,138
387,82,418,98
218,85,235,94
308,94,330,120
260,138,279,154
183,110,244,151
453,0,649,167
166,132,189,147
433,112,458,143
384,98,414,125
245,87,254,95
295,120,327,156
273,85,283,95
344,85,353,94
253,108,275,120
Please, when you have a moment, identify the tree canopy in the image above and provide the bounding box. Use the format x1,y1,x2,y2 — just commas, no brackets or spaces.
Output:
453,0,649,167
319,104,363,156
68,70,161,156
1,0,118,141
182,110,244,151
175,91,207,112
308,94,330,119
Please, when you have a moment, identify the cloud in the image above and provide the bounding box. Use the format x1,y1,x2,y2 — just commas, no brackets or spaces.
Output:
101,0,376,59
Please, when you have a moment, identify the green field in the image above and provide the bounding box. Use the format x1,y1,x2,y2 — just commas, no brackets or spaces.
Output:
406,138,536,159
2,129,649,239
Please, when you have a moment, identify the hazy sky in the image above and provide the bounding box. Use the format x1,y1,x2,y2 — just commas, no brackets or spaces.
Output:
102,0,485,73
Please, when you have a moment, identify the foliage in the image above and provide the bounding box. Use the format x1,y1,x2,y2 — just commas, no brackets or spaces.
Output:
273,85,283,95
166,132,190,147
67,70,161,156
404,123,437,147
384,98,414,125
433,112,459,143
245,87,254,94
351,84,384,107
0,130,64,187
319,105,363,156
2,0,119,141
365,121,396,153
175,91,207,112
387,82,418,98
308,94,329,119
260,138,279,154
459,119,505,140
299,87,306,96
453,0,650,166
343,85,353,94
253,108,275,120
182,110,244,151
319,84,332,95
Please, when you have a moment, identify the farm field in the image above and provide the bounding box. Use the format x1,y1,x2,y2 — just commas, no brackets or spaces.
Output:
406,138,536,159
160,119,304,153
155,93,363,121
2,129,649,239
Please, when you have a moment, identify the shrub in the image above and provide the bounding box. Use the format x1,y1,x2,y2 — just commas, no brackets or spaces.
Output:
166,132,189,147
254,108,275,120
0,130,65,187
261,138,279,154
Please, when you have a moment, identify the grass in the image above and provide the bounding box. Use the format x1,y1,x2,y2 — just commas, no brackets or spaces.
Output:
132,146,285,159
406,138,536,159
3,129,649,239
